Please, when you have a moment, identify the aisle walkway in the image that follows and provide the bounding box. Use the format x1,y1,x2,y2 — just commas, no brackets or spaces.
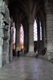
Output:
0,57,53,80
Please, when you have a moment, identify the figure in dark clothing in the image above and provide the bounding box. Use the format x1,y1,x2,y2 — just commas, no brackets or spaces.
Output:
40,48,47,55
17,50,20,57
13,49,16,56
35,48,47,58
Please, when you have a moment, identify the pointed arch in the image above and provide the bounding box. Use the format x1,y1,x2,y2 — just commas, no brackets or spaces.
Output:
20,24,24,50
34,19,38,41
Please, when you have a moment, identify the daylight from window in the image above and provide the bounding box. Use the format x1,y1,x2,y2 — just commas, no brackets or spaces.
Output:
34,19,38,41
20,24,24,50
40,22,42,40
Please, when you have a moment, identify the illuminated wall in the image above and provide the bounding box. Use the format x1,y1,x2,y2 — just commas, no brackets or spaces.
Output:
40,22,42,40
11,22,16,49
34,19,38,41
20,24,24,50
34,19,42,41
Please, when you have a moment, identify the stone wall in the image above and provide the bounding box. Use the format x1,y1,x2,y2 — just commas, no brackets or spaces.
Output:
0,0,10,67
45,0,53,60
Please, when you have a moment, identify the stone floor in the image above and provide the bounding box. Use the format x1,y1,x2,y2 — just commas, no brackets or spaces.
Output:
0,57,53,80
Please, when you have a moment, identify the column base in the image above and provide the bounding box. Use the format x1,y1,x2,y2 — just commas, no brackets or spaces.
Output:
6,53,9,64
26,51,37,57
43,51,53,60
16,47,20,52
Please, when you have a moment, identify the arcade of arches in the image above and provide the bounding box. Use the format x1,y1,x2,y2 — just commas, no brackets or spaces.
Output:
0,0,53,67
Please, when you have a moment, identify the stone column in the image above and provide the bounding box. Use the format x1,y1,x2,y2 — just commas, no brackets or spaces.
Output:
24,29,27,53
0,32,3,68
45,0,53,60
16,24,20,52
42,21,46,48
0,0,5,67
27,17,35,56
37,18,40,53
24,27,29,54
9,26,13,62
0,14,4,68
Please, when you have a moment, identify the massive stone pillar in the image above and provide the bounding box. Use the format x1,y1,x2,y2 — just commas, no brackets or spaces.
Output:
37,18,40,53
45,0,53,60
27,17,35,56
29,20,34,52
42,21,46,48
0,13,3,67
9,24,13,62
4,5,10,64
16,23,20,52
0,0,10,67
24,26,29,54
0,0,6,67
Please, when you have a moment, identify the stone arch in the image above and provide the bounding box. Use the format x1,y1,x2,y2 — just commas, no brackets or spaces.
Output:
34,8,46,54
22,17,29,54
8,0,46,55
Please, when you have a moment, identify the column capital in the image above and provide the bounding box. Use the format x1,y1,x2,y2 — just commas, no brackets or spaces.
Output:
16,23,20,30
29,16,34,25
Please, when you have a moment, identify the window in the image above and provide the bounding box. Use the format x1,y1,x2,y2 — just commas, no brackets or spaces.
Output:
40,22,42,40
20,24,24,50
34,19,38,41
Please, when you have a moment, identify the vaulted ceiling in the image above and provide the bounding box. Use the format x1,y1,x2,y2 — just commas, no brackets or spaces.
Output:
8,0,45,23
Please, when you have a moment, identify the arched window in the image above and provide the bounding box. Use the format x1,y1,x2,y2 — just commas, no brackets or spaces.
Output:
20,24,24,50
34,19,38,41
40,21,42,40
34,20,42,41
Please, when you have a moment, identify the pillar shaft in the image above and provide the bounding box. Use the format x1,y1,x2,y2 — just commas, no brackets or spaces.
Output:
16,24,20,51
26,17,36,56
37,18,40,53
45,1,53,59
46,14,53,59
29,19,34,52
24,29,29,53
9,27,13,62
